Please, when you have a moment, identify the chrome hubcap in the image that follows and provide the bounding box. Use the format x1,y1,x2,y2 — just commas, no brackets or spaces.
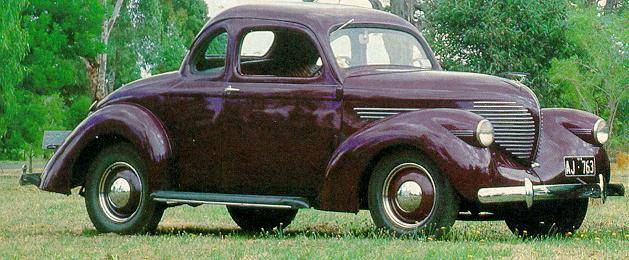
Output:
98,162,142,223
382,163,436,229
109,178,132,208
395,181,422,213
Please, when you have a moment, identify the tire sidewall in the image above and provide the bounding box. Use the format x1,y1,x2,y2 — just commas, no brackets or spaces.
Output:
368,150,458,236
85,143,158,234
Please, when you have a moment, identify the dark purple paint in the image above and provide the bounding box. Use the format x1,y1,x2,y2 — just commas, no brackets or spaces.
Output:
40,3,608,213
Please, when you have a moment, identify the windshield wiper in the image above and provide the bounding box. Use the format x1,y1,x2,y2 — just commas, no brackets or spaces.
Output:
331,19,354,34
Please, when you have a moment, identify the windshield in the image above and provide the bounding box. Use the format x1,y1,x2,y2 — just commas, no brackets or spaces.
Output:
330,27,432,70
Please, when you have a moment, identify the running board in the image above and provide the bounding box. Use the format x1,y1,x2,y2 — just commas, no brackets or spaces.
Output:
151,191,310,209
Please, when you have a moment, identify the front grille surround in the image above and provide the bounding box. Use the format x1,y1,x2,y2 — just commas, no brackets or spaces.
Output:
468,101,537,160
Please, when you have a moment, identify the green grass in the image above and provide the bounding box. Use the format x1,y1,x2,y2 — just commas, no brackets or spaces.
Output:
0,169,627,259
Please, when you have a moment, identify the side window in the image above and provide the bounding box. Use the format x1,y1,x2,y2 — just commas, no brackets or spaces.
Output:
241,31,275,57
238,29,322,78
191,30,227,75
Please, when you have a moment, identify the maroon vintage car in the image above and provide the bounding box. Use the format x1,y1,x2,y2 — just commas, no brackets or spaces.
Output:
22,3,624,237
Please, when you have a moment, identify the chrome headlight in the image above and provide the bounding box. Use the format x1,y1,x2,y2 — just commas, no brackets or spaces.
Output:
476,119,494,147
593,119,609,145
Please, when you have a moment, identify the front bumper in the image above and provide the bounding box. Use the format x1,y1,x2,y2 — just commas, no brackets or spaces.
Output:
19,165,42,187
478,175,625,208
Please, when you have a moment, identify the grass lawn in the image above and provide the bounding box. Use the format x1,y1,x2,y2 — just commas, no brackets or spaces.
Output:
0,167,627,259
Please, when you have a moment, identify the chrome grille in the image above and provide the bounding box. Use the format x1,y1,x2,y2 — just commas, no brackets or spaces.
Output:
468,101,536,160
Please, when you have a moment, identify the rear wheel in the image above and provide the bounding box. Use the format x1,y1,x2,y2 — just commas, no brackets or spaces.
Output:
84,143,164,234
505,199,588,237
367,150,459,237
227,206,297,232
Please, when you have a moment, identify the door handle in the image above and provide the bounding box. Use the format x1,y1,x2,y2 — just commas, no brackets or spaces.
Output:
224,85,240,94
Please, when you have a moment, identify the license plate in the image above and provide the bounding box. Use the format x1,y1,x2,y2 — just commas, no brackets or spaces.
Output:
564,156,596,176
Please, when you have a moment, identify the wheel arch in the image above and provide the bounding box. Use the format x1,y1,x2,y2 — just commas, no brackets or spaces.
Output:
70,134,131,189
40,103,174,194
316,109,493,212
357,144,421,210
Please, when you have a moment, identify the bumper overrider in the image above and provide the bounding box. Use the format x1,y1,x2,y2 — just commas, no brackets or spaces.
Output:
478,175,625,208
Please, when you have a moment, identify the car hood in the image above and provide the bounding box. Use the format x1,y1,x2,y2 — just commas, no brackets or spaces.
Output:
342,70,539,109
342,69,542,163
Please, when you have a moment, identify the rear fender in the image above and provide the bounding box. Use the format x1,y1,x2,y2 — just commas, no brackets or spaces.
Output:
317,109,495,212
40,103,172,194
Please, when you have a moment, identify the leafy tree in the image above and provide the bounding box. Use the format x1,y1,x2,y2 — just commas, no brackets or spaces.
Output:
418,0,570,106
0,0,29,158
1,0,102,159
107,0,208,90
548,6,627,146
21,0,104,96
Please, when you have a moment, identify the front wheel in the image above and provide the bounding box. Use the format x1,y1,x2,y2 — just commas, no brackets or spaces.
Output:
505,199,588,237
367,150,459,237
84,144,164,234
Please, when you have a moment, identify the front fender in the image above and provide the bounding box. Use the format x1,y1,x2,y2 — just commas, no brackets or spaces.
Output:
40,103,172,194
533,108,610,185
317,109,496,212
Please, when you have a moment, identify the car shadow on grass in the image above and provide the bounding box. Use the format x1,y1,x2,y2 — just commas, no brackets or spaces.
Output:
152,225,388,239
143,225,537,242
77,225,601,243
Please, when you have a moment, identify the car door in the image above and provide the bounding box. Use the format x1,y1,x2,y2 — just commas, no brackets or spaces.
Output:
161,24,230,192
219,20,342,200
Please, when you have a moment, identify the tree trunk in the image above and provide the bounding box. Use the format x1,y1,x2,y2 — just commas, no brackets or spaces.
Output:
367,0,383,10
390,0,417,22
87,0,124,101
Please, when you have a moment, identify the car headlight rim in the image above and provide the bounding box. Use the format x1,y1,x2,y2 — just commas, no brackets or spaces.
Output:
593,119,609,145
476,119,494,147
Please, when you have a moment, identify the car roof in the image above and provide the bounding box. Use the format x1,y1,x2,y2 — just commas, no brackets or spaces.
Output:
209,2,412,34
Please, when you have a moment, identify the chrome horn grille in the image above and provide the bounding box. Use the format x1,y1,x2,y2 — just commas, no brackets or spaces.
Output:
468,101,537,160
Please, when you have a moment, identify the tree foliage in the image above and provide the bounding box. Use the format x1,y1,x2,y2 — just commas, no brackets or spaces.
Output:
107,0,207,90
0,0,30,157
419,0,569,105
0,0,207,159
548,6,627,146
21,0,104,96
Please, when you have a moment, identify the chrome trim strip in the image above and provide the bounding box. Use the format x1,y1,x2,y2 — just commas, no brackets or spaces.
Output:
499,144,535,148
491,121,535,125
153,198,294,209
494,129,535,132
497,140,535,143
451,130,475,137
472,105,524,108
473,114,532,118
356,111,401,115
483,117,533,120
359,116,388,119
495,136,535,140
569,128,592,134
472,101,517,104
494,133,535,136
354,108,424,120
354,107,421,111
469,109,529,113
